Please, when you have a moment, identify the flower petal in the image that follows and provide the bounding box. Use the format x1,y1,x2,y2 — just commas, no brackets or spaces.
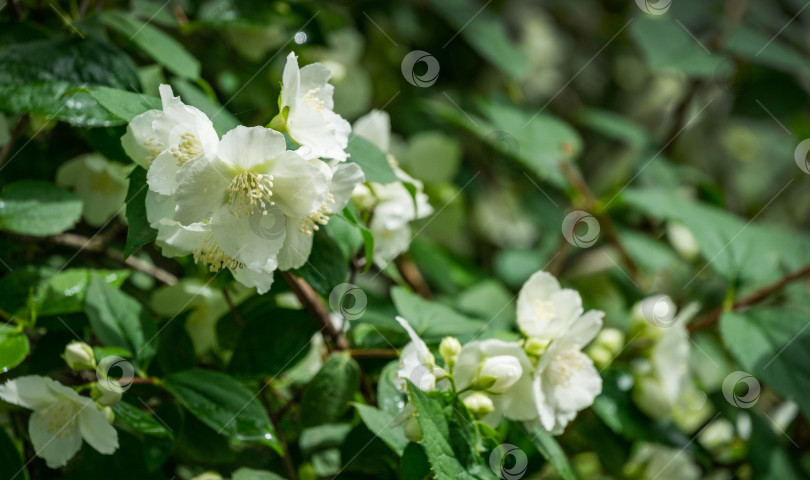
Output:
287,105,349,162
218,126,287,171
353,109,391,152
231,261,277,294
269,151,330,218
281,52,300,109
211,205,285,270
29,408,82,468
277,215,314,271
329,162,365,211
79,406,119,455
0,376,59,410
146,150,180,195
121,110,165,168
174,156,230,225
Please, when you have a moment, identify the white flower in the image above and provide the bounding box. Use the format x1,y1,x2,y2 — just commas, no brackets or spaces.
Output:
517,270,585,343
55,154,132,227
121,84,218,195
624,443,701,480
533,309,604,434
454,340,537,423
395,316,445,391
172,125,330,270
351,110,433,266
0,376,118,468
278,52,351,161
463,392,495,419
63,341,96,371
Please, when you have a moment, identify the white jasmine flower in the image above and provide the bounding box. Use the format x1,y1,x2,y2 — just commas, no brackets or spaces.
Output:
533,308,604,434
55,154,132,227
121,85,218,195
517,270,584,343
394,316,445,391
454,340,537,422
0,376,118,468
278,52,351,161
63,341,96,371
351,110,433,266
173,125,330,272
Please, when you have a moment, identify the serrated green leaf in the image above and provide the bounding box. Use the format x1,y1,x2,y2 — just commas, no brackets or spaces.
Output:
163,369,281,453
355,404,409,456
0,181,82,236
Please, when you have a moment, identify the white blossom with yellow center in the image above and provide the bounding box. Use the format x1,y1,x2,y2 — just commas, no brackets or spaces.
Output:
516,270,585,342
0,376,118,468
279,52,351,161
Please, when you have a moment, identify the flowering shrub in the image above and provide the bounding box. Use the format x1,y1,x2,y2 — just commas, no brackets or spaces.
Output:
1,1,809,480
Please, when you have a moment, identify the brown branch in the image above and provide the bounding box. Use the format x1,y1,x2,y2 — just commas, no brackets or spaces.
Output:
281,271,349,350
222,288,244,327
395,254,432,299
48,233,178,285
348,348,399,359
688,262,810,332
559,162,641,281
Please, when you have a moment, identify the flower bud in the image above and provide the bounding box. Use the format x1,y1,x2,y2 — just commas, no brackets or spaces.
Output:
595,328,625,355
477,355,523,393
463,392,495,419
524,337,551,356
666,222,699,260
403,416,422,442
92,382,123,407
100,406,115,424
439,337,462,368
63,341,96,371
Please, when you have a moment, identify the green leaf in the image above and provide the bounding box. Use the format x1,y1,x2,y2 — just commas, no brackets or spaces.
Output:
113,400,173,438
163,369,281,452
34,268,130,316
630,17,727,77
301,352,360,427
406,382,481,480
232,468,287,480
525,426,576,480
391,287,486,342
227,304,318,378
0,181,82,236
124,167,157,258
87,86,161,123
354,404,409,456
170,78,241,135
0,37,141,126
724,25,810,77
428,0,528,81
720,309,810,419
84,274,157,366
401,442,432,480
292,227,350,297
101,11,201,80
341,206,374,273
0,324,30,372
0,427,25,480
346,136,398,184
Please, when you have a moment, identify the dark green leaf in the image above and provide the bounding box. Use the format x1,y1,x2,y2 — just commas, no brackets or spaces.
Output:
232,468,287,480
123,167,157,258
0,181,82,236
346,136,398,183
391,287,486,342
355,404,409,456
87,86,161,124
525,426,576,480
113,400,173,438
163,368,281,452
301,352,360,427
0,427,25,480
0,324,30,372
292,228,349,297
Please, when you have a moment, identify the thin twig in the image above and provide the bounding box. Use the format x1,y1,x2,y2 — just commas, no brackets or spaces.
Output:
222,288,244,327
688,262,810,332
395,254,432,299
281,271,349,350
47,233,178,285
559,162,641,281
261,380,299,480
348,348,399,359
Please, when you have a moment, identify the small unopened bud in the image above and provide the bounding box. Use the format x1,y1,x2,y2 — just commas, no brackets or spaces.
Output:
667,222,699,260
595,328,625,354
64,341,96,371
439,337,462,368
100,406,115,424
92,382,123,407
524,337,552,356
477,355,523,393
463,392,495,419
403,416,422,442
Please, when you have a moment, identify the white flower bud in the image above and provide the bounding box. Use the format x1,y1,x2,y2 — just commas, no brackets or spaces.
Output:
439,337,462,368
595,328,625,354
93,382,123,407
403,416,422,442
477,355,523,393
666,221,699,260
63,341,96,371
524,337,552,356
463,392,495,419
100,406,115,424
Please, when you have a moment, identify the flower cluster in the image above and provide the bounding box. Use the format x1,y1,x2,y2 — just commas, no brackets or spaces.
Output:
350,110,433,266
122,53,364,293
396,270,604,435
